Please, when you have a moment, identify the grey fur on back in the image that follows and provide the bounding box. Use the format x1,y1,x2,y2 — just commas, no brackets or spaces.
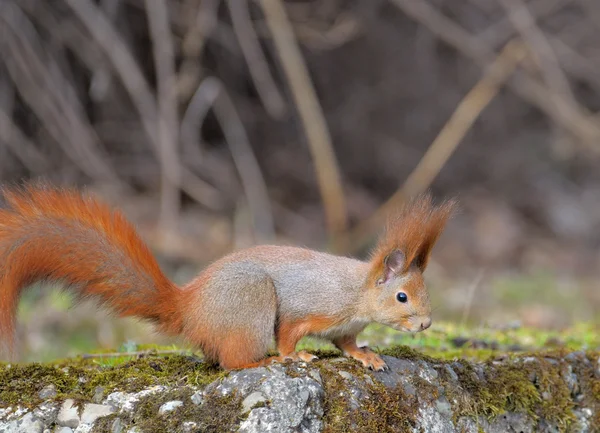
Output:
204,245,370,321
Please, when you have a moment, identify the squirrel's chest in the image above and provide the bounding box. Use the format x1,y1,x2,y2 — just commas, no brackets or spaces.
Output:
312,319,370,340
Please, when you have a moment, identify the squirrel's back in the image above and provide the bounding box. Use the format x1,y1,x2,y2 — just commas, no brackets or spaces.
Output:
206,245,367,317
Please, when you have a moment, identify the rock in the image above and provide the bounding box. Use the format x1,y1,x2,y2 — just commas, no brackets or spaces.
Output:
0,351,597,432
110,418,123,433
442,364,459,382
227,365,324,433
573,408,593,433
435,396,452,418
38,385,57,400
158,401,183,415
190,391,204,405
80,404,114,424
338,371,353,380
104,386,166,413
33,403,58,425
458,412,534,433
418,404,455,433
181,421,198,432
56,400,79,429
0,412,44,433
307,370,322,384
241,392,267,413
91,387,105,404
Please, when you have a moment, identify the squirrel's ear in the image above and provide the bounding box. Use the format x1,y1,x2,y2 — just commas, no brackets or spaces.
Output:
377,249,405,285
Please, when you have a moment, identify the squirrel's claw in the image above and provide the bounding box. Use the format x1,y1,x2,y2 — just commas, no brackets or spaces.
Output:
351,350,387,371
369,359,388,371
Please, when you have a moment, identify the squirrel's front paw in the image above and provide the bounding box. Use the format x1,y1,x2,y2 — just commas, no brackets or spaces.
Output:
352,350,387,371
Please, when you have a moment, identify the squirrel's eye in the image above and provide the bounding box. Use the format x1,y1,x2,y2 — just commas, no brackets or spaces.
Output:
396,292,408,303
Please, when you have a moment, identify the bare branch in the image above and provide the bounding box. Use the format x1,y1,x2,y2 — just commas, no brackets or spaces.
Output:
343,39,527,252
145,0,182,233
208,77,276,242
259,0,348,244
387,0,600,152
497,0,577,106
64,0,225,210
227,0,286,119
0,2,119,182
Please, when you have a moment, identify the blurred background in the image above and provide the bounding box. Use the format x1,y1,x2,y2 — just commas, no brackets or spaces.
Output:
1,0,599,361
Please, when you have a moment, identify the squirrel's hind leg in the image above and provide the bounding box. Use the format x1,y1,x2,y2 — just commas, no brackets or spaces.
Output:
228,316,328,369
185,268,279,370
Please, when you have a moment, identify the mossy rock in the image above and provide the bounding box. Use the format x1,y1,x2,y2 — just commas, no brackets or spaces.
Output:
0,346,598,432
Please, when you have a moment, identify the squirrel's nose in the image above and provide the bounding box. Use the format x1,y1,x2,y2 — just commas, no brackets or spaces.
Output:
420,317,432,330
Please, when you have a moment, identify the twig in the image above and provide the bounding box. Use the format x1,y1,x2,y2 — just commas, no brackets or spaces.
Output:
0,2,120,183
0,108,49,172
180,77,221,163
178,0,221,100
209,77,276,242
64,0,225,210
81,349,192,359
227,0,287,119
0,63,47,172
342,39,527,253
259,0,348,244
460,269,486,328
89,0,123,100
387,0,600,152
145,0,182,234
478,0,569,47
548,36,600,93
497,0,577,106
292,12,362,51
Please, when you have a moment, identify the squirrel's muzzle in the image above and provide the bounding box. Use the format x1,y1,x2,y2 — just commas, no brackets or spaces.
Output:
407,315,432,332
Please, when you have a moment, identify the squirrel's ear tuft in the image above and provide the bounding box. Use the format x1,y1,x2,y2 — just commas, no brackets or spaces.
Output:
378,249,405,284
413,199,457,271
368,193,457,286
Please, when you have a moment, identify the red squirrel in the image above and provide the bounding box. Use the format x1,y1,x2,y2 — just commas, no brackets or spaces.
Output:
0,183,455,370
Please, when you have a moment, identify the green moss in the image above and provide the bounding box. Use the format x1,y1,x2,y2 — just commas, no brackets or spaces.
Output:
319,343,583,432
442,352,581,431
450,360,541,419
0,354,225,408
92,388,244,433
0,363,78,406
353,321,600,357
140,389,243,433
315,360,416,433
379,344,439,362
2,335,597,433
573,352,600,429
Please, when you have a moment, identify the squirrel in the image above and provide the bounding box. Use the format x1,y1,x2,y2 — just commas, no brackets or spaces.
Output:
0,183,455,371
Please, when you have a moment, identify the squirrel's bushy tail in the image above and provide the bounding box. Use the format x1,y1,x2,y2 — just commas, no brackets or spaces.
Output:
0,183,182,357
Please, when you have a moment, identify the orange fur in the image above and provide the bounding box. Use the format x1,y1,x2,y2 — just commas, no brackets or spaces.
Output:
368,194,456,284
231,315,339,369
213,330,263,370
0,182,455,369
277,315,342,353
0,183,182,356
